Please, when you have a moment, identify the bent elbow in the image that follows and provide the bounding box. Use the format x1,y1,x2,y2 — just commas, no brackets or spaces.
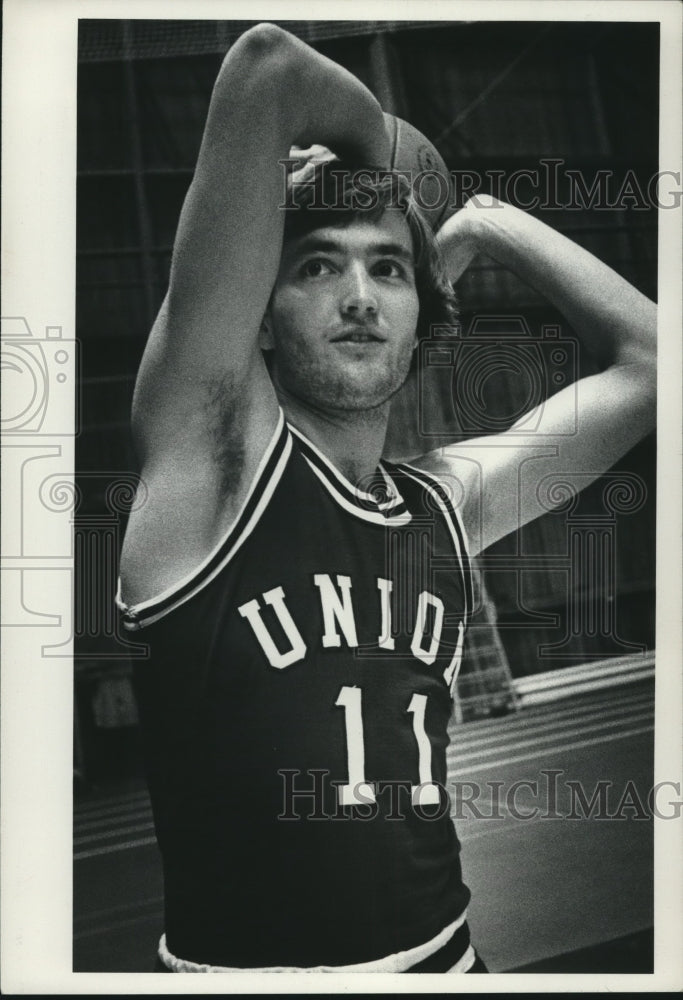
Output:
240,22,292,51
620,340,657,402
219,23,296,82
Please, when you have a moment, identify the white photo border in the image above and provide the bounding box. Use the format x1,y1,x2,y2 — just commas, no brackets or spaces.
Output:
1,0,681,993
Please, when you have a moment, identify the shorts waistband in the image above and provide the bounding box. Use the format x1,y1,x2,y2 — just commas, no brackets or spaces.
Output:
158,910,472,973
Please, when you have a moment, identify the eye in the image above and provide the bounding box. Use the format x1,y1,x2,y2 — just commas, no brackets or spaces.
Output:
300,258,334,278
373,259,408,279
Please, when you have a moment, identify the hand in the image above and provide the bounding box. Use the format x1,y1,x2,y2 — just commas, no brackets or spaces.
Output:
434,196,490,283
286,143,338,189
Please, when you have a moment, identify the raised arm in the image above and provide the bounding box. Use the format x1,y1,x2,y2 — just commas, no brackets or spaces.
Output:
417,195,657,555
121,24,389,603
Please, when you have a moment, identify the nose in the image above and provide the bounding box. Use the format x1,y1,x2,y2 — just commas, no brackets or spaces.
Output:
340,264,378,318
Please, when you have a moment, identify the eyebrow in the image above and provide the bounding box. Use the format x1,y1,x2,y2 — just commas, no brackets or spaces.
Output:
289,236,414,264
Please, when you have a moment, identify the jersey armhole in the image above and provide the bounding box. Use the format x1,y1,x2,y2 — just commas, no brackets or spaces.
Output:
116,409,292,631
394,460,474,622
395,461,474,701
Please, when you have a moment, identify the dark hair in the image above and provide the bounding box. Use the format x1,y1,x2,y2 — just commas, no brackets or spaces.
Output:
282,161,458,345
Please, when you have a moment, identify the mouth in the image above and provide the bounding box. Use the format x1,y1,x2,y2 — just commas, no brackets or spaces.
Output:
332,330,385,344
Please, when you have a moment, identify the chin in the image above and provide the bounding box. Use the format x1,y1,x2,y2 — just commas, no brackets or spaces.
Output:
325,374,408,412
275,355,412,413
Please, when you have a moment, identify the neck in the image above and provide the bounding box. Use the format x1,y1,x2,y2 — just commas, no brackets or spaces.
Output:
278,391,390,484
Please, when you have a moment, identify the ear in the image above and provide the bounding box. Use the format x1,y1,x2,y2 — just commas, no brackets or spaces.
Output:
258,309,275,351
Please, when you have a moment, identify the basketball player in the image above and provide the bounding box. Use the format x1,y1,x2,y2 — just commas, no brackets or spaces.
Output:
116,24,657,973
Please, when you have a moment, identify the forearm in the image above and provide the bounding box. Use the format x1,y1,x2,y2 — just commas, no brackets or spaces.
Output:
277,28,390,165
170,23,388,305
200,24,389,179
438,196,657,375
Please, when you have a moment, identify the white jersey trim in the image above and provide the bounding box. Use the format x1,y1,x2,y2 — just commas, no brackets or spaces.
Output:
288,423,412,525
446,944,476,973
303,457,412,527
289,424,404,509
157,910,468,973
116,410,291,630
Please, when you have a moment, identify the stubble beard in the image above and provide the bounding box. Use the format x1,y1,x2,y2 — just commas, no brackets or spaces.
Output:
271,341,414,416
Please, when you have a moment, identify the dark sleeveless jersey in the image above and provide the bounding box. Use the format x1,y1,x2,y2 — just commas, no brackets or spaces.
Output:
118,410,474,970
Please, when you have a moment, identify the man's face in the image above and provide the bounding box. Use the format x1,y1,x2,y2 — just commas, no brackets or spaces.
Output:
263,209,420,412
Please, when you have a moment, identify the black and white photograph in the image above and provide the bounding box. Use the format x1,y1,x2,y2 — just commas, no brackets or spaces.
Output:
1,0,682,992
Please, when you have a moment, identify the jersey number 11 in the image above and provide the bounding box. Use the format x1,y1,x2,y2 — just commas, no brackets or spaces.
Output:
335,685,440,807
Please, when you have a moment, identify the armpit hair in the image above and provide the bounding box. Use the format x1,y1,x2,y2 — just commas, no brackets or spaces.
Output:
201,373,246,497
